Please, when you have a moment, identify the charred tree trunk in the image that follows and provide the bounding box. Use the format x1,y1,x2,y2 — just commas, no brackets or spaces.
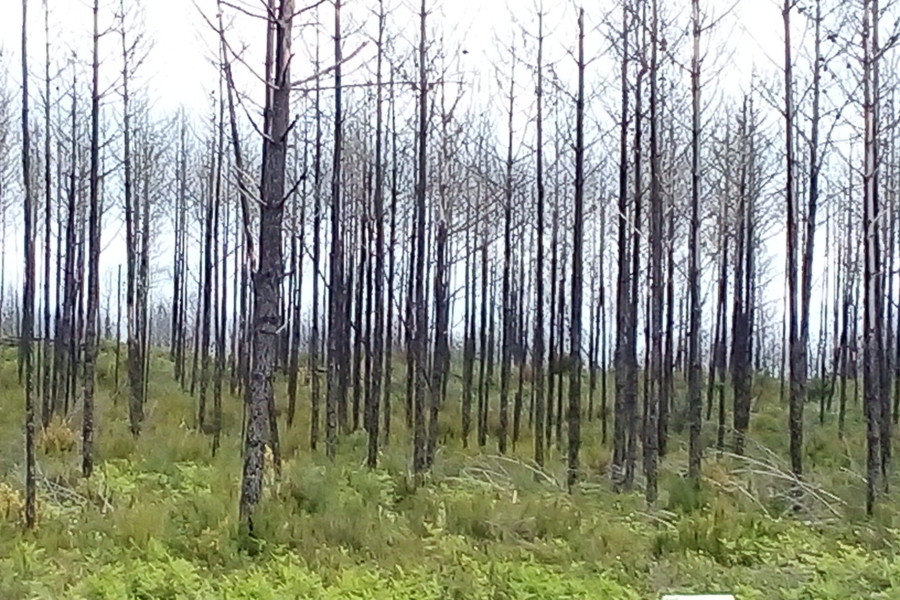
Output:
532,9,547,469
412,0,430,475
40,0,53,429
499,47,516,455
613,0,632,488
863,0,885,515
567,8,585,492
326,0,347,460
308,26,323,451
81,0,102,479
645,0,662,505
21,0,37,529
382,72,398,446
783,0,805,481
687,0,703,482
367,1,386,467
239,0,294,527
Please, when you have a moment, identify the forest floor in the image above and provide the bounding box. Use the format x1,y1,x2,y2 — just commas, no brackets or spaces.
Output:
1,347,900,598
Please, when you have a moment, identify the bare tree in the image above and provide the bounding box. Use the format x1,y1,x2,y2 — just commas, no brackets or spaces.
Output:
499,42,516,456
613,0,634,489
21,0,37,529
862,0,885,516
239,0,295,527
687,0,703,483
532,6,547,468
82,0,103,479
567,6,585,492
326,0,347,460
412,0,430,475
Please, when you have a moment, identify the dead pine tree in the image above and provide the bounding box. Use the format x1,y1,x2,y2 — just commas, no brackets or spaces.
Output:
731,98,753,456
21,0,37,529
612,0,633,490
625,0,644,490
120,0,146,437
308,12,323,451
499,41,516,456
531,5,547,469
238,0,294,529
286,122,306,430
687,0,703,484
55,62,79,420
383,68,399,447
645,0,662,505
366,0,387,468
783,0,806,488
40,0,53,429
412,0,430,476
326,0,347,460
197,105,217,433
567,6,586,493
862,0,886,516
82,0,103,479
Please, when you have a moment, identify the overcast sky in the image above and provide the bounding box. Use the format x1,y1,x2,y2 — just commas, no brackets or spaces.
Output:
0,0,785,113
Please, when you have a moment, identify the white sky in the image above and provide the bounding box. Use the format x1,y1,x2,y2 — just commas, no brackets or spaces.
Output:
0,0,784,112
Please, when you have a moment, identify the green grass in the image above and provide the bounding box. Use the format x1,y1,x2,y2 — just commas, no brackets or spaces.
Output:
0,346,899,598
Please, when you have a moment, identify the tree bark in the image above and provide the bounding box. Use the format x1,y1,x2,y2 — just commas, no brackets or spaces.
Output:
613,0,632,488
412,0,430,475
326,0,347,460
567,8,585,492
82,0,102,479
367,0,386,467
239,0,294,528
687,0,703,483
21,0,37,529
532,9,547,469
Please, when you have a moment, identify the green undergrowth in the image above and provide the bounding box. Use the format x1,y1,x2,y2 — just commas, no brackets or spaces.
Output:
1,347,900,598
2,453,900,599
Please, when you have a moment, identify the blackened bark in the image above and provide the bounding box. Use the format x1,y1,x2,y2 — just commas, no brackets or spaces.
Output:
532,8,547,469
121,2,146,437
477,226,489,448
352,214,365,432
412,0,429,475
567,9,585,492
862,0,884,515
783,0,805,481
309,24,323,451
645,0,662,505
40,0,52,429
57,66,78,418
513,222,527,447
326,0,346,460
21,0,37,528
613,0,631,487
286,133,305,429
499,47,515,455
687,0,703,482
367,1,386,467
383,72,398,446
547,207,558,450
732,99,752,455
625,11,644,489
82,0,102,479
239,0,294,527
462,199,475,448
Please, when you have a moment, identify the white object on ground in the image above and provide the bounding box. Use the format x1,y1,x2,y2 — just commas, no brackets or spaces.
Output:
661,596,735,600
